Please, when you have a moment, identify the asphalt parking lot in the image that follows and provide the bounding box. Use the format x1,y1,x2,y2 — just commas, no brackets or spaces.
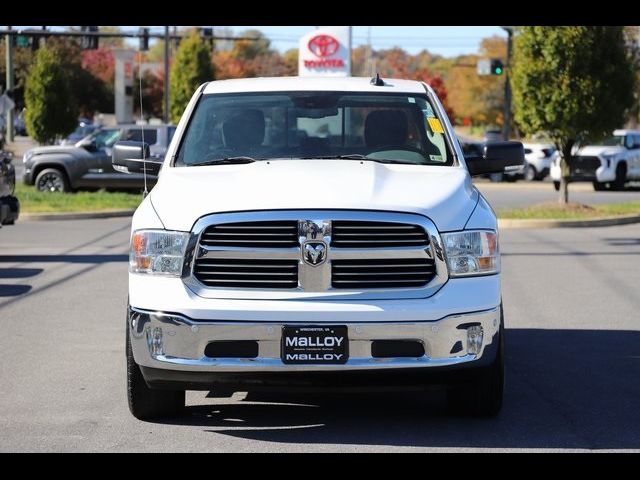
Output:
1,214,639,452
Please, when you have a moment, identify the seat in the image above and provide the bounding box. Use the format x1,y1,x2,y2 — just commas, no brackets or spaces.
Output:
364,110,409,150
222,110,265,150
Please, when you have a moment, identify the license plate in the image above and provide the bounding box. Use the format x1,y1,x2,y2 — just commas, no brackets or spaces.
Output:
282,326,348,365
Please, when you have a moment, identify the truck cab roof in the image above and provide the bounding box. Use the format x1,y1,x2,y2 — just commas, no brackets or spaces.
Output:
202,76,431,95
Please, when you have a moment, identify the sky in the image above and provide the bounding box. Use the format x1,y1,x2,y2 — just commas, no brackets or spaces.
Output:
13,26,506,57
228,26,506,56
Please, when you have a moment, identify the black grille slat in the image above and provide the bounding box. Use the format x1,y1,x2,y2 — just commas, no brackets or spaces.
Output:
194,258,298,289
332,258,435,289
332,221,428,248
200,221,298,248
571,156,601,174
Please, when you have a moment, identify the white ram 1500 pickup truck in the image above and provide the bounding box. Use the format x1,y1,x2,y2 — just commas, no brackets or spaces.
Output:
113,76,524,420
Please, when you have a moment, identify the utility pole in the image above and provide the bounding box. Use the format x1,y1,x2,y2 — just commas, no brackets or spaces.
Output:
5,26,15,142
163,26,170,123
501,26,514,142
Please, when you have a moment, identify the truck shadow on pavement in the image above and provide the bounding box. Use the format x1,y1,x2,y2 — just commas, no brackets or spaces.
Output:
159,328,640,450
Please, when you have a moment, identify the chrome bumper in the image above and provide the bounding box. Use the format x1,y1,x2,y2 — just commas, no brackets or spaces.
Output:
129,306,501,373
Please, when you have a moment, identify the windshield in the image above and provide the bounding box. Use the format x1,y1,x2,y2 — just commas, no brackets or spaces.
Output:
82,128,121,149
593,135,625,146
175,92,453,166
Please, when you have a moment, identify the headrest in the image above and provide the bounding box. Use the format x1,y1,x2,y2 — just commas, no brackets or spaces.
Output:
364,110,408,149
223,109,265,148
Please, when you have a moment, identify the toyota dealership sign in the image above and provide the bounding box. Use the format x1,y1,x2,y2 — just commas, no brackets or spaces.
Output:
299,26,351,77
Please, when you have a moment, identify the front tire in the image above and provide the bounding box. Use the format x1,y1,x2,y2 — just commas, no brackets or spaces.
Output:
612,163,627,191
553,181,560,191
126,323,184,421
593,181,607,191
35,168,69,193
446,312,504,417
524,164,537,182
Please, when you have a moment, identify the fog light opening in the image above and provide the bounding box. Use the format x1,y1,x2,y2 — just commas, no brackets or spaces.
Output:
467,325,484,355
147,327,164,356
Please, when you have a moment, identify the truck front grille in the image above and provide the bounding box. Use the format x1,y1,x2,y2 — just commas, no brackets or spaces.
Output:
331,221,428,248
188,212,447,299
193,258,298,289
571,156,601,175
331,258,436,289
199,221,298,248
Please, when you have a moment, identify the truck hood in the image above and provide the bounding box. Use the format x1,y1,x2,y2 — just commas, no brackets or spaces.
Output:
150,159,478,232
29,145,86,157
576,145,624,157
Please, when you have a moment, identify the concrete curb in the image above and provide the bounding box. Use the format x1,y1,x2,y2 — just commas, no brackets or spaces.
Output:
21,210,135,221
498,214,640,229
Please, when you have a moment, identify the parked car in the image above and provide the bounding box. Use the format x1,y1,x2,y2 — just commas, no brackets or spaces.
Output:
504,143,557,181
115,76,524,420
550,129,640,190
59,118,99,146
0,150,20,227
23,124,176,192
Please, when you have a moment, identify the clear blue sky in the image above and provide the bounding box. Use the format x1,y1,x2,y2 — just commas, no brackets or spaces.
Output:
14,26,505,57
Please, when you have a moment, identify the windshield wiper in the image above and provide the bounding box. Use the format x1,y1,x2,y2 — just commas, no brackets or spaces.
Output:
299,155,422,165
190,156,258,166
300,154,369,160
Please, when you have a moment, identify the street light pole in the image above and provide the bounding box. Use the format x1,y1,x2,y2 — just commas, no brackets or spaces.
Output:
5,26,15,142
163,26,170,124
501,26,514,142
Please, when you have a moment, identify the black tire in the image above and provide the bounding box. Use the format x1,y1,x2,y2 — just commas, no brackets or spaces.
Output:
524,165,537,182
593,181,607,191
446,311,504,418
612,163,627,191
34,168,69,193
553,181,560,191
126,322,184,421
489,172,504,183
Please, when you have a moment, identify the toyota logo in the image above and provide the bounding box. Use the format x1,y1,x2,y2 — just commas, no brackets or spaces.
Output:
308,35,340,58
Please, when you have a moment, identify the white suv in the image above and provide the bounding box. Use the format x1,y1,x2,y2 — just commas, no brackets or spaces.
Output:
550,129,640,190
113,76,524,420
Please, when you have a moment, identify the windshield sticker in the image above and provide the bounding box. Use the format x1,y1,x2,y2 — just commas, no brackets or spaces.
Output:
408,97,416,103
430,154,444,162
427,117,445,134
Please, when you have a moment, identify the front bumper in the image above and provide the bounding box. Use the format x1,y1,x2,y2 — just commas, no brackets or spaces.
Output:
129,305,501,377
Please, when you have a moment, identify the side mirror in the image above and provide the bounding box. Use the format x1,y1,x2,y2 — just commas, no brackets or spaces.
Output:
112,141,162,176
466,141,525,176
79,139,98,152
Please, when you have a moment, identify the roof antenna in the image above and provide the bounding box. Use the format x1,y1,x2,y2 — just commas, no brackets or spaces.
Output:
370,72,384,86
137,47,148,198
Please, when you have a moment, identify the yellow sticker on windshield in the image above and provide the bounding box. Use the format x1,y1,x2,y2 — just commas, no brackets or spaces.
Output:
427,117,444,134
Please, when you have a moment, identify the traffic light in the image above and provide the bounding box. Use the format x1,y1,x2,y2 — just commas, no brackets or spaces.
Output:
139,28,150,51
200,27,213,49
80,26,99,49
490,59,504,75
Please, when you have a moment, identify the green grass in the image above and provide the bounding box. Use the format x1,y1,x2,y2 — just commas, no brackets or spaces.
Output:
498,201,640,220
15,183,143,213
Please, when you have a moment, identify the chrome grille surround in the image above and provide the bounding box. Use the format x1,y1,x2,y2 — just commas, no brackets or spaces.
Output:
183,210,448,301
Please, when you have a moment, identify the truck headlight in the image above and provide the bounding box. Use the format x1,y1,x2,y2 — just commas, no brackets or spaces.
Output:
442,230,499,277
130,230,189,276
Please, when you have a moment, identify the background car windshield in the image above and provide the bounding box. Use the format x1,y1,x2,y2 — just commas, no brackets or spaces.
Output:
176,92,453,166
86,129,121,149
594,136,625,146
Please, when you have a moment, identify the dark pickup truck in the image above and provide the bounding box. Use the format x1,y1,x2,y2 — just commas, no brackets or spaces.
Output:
23,124,176,192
